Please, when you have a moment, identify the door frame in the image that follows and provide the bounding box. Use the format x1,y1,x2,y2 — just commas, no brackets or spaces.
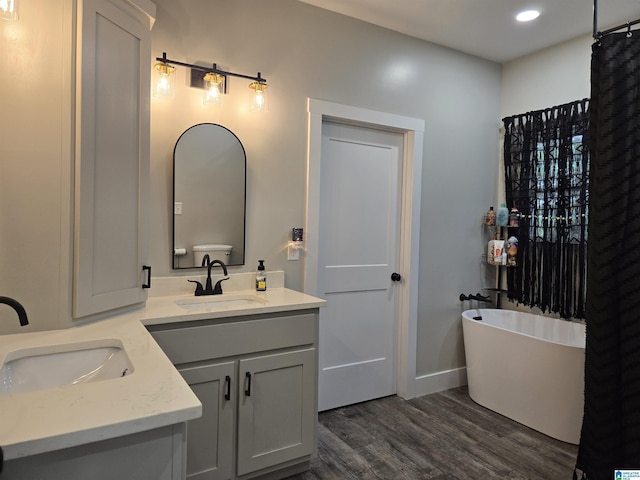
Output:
304,98,424,399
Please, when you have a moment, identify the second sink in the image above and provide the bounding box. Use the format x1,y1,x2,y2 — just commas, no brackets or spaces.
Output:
0,339,133,396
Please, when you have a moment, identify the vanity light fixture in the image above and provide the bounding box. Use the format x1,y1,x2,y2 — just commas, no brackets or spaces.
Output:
153,62,176,98
0,0,18,21
154,52,268,110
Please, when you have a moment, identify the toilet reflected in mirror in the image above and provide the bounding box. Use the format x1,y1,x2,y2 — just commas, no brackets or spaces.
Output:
193,244,232,267
173,124,246,268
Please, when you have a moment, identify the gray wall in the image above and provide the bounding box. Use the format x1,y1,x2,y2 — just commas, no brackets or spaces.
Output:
501,34,591,118
0,0,73,335
0,0,592,378
150,0,502,377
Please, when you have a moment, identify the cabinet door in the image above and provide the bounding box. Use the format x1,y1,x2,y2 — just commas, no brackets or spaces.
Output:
179,361,236,480
237,348,316,476
73,0,152,317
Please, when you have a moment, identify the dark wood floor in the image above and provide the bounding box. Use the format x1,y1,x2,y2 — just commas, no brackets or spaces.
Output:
287,386,578,480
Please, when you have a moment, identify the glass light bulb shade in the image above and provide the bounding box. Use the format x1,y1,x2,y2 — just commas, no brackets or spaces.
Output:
0,0,18,21
203,73,224,106
249,82,268,112
153,62,176,98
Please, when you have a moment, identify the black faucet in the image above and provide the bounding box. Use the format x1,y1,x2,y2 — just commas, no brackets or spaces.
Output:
459,293,492,303
0,296,29,326
189,259,229,296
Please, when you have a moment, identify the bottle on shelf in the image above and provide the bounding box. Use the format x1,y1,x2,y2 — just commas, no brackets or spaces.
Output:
485,206,496,226
487,237,506,265
509,206,520,227
496,203,509,227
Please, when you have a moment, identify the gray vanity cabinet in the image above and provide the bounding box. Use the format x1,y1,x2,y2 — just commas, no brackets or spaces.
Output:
148,310,319,480
236,348,316,476
179,362,236,480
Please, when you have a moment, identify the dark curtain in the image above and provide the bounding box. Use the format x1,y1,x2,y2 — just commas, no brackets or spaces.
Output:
575,32,640,479
503,99,589,319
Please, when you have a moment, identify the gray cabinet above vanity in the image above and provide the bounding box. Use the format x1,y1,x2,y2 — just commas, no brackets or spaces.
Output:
74,0,154,318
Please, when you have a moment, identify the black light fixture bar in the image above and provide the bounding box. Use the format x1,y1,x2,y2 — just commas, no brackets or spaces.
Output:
155,52,267,91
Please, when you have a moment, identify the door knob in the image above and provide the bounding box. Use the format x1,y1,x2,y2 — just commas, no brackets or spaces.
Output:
391,272,402,282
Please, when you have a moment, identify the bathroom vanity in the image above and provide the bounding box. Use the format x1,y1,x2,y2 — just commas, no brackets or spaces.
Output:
142,278,324,480
0,278,324,480
147,309,318,480
0,315,200,480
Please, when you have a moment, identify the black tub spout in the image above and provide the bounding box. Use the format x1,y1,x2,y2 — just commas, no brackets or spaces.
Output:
459,293,492,303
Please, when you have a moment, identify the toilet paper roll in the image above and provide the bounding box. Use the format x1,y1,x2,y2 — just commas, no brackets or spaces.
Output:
174,248,187,256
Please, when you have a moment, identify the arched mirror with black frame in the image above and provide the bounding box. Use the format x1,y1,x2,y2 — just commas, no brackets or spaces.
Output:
172,123,246,269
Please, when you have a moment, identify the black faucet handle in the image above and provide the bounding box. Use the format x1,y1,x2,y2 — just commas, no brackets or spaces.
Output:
213,277,230,295
188,280,205,296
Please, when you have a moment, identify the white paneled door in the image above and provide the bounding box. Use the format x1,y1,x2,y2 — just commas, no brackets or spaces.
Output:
318,121,403,411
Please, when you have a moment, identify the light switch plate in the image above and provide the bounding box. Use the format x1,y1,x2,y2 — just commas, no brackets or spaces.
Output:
174,202,183,215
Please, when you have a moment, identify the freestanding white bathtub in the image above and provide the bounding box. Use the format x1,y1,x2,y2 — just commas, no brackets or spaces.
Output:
461,308,585,444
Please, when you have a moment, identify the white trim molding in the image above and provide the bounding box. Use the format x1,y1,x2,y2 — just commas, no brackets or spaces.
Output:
413,367,468,398
305,98,425,400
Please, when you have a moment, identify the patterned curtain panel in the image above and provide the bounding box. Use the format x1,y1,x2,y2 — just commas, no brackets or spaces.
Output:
502,99,590,319
575,32,640,480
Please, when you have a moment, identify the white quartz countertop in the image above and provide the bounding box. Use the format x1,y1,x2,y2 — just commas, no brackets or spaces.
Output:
141,287,326,326
0,285,325,461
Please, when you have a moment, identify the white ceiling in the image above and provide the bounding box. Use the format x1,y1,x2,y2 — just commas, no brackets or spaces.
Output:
297,0,640,63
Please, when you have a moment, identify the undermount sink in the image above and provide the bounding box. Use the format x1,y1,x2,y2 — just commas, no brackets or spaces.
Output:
175,294,268,310
0,339,133,396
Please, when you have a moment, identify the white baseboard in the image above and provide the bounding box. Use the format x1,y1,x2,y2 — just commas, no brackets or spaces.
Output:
400,367,468,399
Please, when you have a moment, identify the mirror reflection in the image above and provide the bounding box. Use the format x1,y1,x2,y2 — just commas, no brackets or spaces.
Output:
173,123,246,268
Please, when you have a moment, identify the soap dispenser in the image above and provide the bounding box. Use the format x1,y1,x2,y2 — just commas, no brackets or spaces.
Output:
256,260,267,291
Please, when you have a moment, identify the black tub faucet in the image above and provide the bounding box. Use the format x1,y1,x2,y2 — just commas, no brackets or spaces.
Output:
0,296,29,326
459,293,492,303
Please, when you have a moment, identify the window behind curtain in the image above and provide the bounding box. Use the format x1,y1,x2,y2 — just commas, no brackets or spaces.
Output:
502,98,589,319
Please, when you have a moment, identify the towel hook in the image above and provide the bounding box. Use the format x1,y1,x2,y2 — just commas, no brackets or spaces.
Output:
627,22,633,37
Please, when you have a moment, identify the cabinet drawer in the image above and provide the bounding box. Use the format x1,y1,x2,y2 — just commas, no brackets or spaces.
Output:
150,312,317,365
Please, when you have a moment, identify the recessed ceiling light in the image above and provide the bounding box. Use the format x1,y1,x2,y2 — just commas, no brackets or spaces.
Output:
516,10,540,22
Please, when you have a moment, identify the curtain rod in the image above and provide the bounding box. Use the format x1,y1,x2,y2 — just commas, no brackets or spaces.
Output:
593,0,640,39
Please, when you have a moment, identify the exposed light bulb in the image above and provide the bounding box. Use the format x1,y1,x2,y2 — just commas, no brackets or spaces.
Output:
204,83,222,105
153,62,175,98
249,81,268,112
156,76,172,96
0,0,18,21
254,91,265,109
516,10,540,22
203,72,224,106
